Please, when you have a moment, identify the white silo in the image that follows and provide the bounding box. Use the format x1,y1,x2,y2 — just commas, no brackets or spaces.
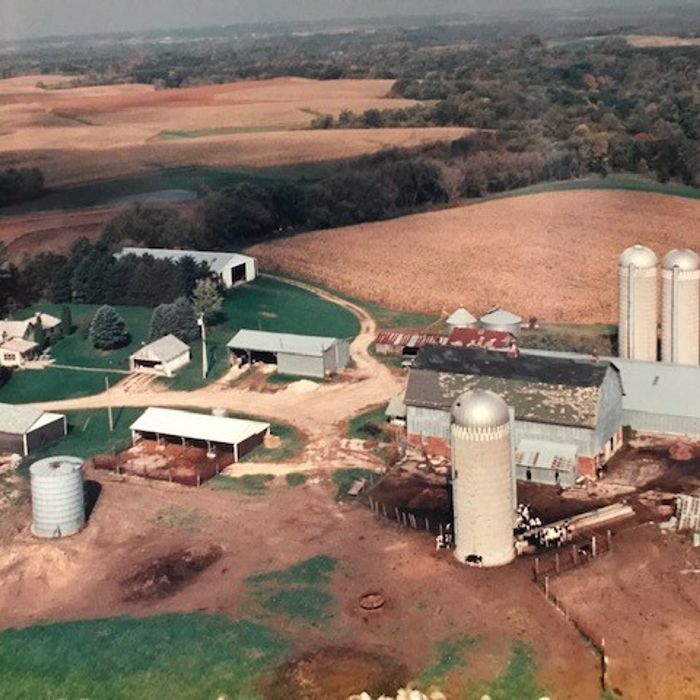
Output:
450,389,515,567
662,248,700,365
618,245,658,361
30,456,85,538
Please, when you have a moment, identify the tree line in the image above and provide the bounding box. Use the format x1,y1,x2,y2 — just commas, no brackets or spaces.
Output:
0,168,46,208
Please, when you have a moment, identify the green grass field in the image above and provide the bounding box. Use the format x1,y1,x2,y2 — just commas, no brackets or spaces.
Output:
160,125,293,139
331,467,379,501
0,162,337,215
0,277,359,402
347,404,388,440
0,613,288,700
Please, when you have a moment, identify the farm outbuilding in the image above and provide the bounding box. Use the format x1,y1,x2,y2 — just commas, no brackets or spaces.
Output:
374,330,447,357
479,308,523,335
129,408,270,462
447,327,514,351
0,403,67,456
118,247,257,288
227,329,350,378
405,346,624,486
129,335,191,377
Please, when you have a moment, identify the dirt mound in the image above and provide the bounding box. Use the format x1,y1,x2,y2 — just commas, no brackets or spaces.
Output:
121,544,222,601
262,646,408,700
669,442,697,461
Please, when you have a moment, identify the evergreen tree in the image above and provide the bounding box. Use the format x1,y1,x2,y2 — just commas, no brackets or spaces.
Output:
88,305,130,350
60,305,74,335
32,315,46,349
192,278,223,323
148,297,199,343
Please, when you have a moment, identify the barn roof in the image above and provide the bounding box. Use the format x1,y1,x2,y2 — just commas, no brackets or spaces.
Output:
130,334,190,363
0,403,62,435
118,247,254,274
447,327,513,350
228,329,341,357
374,330,447,348
130,408,269,446
406,346,614,429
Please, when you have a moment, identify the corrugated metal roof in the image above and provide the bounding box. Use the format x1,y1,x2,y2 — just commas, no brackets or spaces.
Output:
447,327,513,350
515,438,578,472
446,308,477,326
130,408,269,445
480,308,522,325
0,403,47,434
374,330,447,348
228,329,341,357
131,334,190,363
118,247,254,274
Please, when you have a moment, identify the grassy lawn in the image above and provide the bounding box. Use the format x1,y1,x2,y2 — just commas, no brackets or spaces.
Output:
0,613,287,700
209,473,276,496
0,162,337,215
0,277,359,401
417,634,478,686
285,472,308,487
331,467,380,501
348,403,388,440
520,322,617,355
468,642,545,700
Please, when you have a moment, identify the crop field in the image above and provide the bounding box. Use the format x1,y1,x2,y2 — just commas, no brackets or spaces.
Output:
250,189,700,324
625,34,700,48
0,74,469,187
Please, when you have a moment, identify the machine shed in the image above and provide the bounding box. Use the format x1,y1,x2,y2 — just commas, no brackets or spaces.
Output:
130,408,270,462
0,403,67,456
129,335,191,377
228,329,350,378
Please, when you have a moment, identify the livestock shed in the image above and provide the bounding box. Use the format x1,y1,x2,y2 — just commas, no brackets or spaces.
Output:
0,403,67,456
118,247,257,288
447,327,514,351
129,335,191,377
374,330,447,357
129,408,270,462
404,346,624,486
227,329,350,378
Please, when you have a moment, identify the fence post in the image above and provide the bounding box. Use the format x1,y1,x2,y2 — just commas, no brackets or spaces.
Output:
425,517,430,532
544,575,550,599
394,507,401,524
592,535,597,558
534,557,540,579
196,473,201,488
439,522,444,540
606,529,612,550
572,544,578,566
368,496,374,512
555,552,560,574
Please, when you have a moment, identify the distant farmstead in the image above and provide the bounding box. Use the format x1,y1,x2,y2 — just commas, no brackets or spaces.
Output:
129,335,191,377
227,329,350,378
118,247,258,288
0,403,67,456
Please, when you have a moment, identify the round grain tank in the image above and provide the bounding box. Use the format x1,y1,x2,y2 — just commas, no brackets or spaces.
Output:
479,308,522,336
446,307,478,333
662,248,700,365
450,389,515,567
30,456,85,538
618,244,658,361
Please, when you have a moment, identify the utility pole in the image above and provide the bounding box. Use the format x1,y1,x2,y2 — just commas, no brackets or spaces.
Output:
198,315,208,379
105,376,113,432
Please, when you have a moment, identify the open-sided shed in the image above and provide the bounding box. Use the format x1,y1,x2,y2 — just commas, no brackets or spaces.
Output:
129,408,270,462
0,403,67,456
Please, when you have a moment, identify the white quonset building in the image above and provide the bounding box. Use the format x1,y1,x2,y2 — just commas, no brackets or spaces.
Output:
227,329,351,378
118,248,258,288
0,404,67,456
129,335,191,377
130,408,270,462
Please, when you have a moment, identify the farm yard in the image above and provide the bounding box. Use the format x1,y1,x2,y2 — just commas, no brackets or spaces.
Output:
0,277,359,402
0,74,469,188
249,188,700,324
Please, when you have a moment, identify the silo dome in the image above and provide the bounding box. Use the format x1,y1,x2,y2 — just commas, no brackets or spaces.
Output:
450,390,515,568
451,388,510,429
663,249,700,272
30,456,85,539
619,244,657,269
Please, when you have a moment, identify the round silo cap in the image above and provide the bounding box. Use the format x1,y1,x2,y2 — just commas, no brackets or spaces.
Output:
619,244,657,269
30,456,83,478
663,248,700,271
451,389,510,428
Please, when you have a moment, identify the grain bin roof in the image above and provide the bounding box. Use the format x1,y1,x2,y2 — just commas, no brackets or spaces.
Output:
130,408,269,445
228,329,340,357
479,308,522,325
118,247,254,274
131,334,190,363
446,308,477,326
0,403,62,435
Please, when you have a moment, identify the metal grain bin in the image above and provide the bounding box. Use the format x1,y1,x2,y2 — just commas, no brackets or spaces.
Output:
30,456,85,538
451,389,515,567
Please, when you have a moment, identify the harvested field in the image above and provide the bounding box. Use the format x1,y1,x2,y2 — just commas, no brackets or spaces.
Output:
250,189,700,323
0,74,469,186
626,34,700,48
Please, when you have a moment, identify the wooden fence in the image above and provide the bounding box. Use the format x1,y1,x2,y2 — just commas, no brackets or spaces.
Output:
532,530,613,585
366,495,449,536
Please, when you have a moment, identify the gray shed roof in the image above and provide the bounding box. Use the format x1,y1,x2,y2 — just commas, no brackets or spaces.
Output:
386,392,407,419
131,334,190,363
227,329,341,357
0,403,46,434
118,247,254,274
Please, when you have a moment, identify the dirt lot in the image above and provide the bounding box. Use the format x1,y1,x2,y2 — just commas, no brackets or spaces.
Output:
0,468,601,699
249,189,700,323
0,74,468,186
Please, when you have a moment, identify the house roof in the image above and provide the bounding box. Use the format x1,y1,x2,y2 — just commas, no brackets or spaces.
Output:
406,346,614,429
131,334,190,363
227,329,342,357
130,407,269,445
0,403,63,435
118,247,254,274
447,327,513,350
479,308,523,326
374,330,447,348
0,338,38,353
446,307,477,327
0,313,61,341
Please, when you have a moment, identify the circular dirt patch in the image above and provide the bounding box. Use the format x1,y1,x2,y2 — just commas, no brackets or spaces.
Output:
261,646,408,700
359,592,385,611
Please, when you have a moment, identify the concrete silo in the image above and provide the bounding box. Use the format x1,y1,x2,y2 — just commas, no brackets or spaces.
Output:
450,389,515,567
662,249,700,365
30,456,85,538
618,245,658,361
